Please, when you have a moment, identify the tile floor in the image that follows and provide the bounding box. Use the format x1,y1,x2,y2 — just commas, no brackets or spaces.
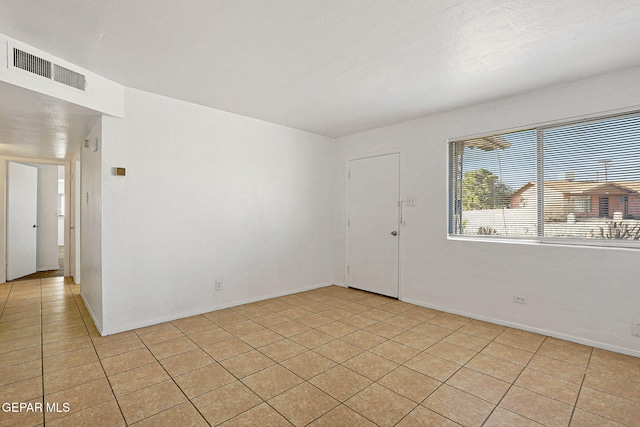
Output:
1,278,639,426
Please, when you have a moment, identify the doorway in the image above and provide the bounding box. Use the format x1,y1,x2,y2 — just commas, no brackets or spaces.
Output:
347,153,401,298
6,161,66,281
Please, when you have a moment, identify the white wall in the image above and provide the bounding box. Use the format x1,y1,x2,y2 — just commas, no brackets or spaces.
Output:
99,88,335,334
335,66,640,356
80,119,103,332
32,163,59,271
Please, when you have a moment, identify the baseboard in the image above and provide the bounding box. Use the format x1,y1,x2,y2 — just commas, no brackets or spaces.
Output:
37,265,60,272
80,292,103,335
401,297,640,358
100,282,335,336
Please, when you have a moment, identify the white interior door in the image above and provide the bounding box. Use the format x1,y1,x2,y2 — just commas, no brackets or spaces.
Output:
348,153,400,298
7,162,38,281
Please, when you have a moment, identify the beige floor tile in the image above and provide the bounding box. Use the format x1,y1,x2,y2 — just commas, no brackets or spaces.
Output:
341,330,387,351
269,382,339,426
220,402,292,426
42,324,88,344
308,404,376,427
481,342,533,366
315,339,363,363
537,341,591,367
426,341,477,365
390,330,438,351
316,321,357,338
239,328,284,348
171,315,217,335
46,399,125,427
192,381,262,425
0,335,41,354
281,351,337,379
309,365,371,401
500,386,573,427
43,346,99,375
233,304,273,320
43,361,105,395
379,366,440,403
343,351,399,381
132,402,208,427
252,312,289,328
446,367,510,404
0,398,43,427
458,321,505,340
160,349,215,377
363,321,404,338
427,313,471,330
569,408,626,426
442,331,489,352
146,336,198,360
377,300,414,315
404,352,460,382
242,364,304,400
90,330,137,346
0,359,43,387
45,378,115,422
515,368,581,405
289,329,334,349
269,320,310,337
257,339,307,362
576,386,640,426
0,376,42,403
484,407,545,426
296,314,333,328
360,308,395,321
396,405,462,426
494,332,543,353
118,380,187,424
0,345,41,368
341,314,378,329
109,362,170,397
203,337,253,361
320,308,352,321
527,354,586,384
423,384,494,427
188,327,234,347
95,335,145,359
582,369,640,402
174,362,236,398
42,335,93,358
223,319,265,336
135,323,184,346
203,309,247,326
411,322,454,340
220,349,275,378
369,340,420,364
345,383,416,426
383,314,422,330
101,348,156,376
280,307,313,320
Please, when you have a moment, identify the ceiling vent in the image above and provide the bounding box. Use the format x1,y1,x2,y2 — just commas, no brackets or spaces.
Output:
11,47,86,91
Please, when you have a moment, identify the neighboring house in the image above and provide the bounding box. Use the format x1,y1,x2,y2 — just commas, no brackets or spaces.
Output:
510,180,640,220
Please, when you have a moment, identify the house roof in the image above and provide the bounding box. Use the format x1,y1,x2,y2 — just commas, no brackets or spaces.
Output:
511,180,640,196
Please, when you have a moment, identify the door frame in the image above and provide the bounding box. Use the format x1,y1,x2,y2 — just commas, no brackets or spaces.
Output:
345,149,404,299
0,156,73,283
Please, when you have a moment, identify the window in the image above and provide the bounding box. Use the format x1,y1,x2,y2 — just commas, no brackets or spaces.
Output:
449,112,640,246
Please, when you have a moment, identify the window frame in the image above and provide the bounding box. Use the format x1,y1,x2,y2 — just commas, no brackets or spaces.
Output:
448,110,640,249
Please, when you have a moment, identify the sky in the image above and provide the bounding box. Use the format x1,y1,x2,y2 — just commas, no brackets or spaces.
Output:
461,114,640,192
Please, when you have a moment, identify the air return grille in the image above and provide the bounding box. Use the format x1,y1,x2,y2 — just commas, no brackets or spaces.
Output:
12,47,86,91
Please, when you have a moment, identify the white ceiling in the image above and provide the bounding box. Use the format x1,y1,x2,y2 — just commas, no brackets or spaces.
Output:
1,0,640,160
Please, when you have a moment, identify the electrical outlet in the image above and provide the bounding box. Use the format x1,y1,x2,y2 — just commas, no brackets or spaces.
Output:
513,295,527,304
215,280,223,291
632,321,640,337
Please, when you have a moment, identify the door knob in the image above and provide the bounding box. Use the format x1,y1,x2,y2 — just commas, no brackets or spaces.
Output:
391,231,398,236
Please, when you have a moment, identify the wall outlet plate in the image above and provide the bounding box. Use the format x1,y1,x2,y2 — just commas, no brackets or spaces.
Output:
215,280,223,291
632,321,640,337
513,295,527,304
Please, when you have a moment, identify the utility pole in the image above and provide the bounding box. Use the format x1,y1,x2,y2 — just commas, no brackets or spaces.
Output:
599,159,612,182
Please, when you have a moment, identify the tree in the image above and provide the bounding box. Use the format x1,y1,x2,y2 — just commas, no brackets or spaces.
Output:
462,168,512,210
